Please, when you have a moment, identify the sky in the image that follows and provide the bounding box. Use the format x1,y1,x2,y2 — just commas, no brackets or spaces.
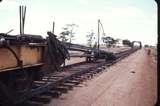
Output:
0,0,158,46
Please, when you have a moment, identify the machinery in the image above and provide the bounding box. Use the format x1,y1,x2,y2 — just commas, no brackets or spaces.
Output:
64,42,116,62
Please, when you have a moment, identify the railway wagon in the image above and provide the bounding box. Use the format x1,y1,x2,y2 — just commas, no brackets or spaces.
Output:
0,32,69,105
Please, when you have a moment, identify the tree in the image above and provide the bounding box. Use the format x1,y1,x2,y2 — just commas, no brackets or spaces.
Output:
66,23,78,43
112,39,120,47
59,23,78,43
115,38,121,44
59,27,69,42
144,44,149,48
102,36,116,47
86,30,95,47
113,38,121,47
93,42,97,48
122,39,132,47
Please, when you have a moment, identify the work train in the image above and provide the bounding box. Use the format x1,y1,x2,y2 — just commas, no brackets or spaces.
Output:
0,32,141,105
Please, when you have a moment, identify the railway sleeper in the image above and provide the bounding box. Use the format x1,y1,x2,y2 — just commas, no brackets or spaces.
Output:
51,86,68,93
82,73,94,79
41,78,57,82
34,81,48,85
42,77,59,80
75,76,85,79
71,77,84,82
65,80,80,85
59,83,74,90
23,100,43,106
43,76,61,79
41,90,62,98
86,72,95,76
30,95,52,104
75,75,88,80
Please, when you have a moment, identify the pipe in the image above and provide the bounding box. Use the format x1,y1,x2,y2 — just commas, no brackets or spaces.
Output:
22,6,26,34
19,6,22,35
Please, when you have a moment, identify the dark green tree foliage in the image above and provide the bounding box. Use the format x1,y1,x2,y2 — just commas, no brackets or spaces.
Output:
122,39,132,47
102,36,116,47
86,30,95,47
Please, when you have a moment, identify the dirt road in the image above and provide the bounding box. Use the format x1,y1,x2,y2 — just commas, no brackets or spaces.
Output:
44,48,157,106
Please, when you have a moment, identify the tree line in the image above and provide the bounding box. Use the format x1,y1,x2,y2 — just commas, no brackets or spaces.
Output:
58,23,133,48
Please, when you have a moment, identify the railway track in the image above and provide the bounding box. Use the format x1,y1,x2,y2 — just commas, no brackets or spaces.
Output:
15,47,139,106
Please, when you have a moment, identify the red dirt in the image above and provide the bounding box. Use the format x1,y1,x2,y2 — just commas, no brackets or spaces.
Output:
44,48,157,106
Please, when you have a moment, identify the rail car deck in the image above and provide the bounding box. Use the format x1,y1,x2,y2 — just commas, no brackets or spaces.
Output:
0,44,44,72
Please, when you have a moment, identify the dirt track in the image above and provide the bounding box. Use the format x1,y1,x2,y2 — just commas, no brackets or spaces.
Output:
44,48,157,106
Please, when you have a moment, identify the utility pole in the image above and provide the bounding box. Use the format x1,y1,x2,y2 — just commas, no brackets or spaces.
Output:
97,19,100,53
155,0,160,106
19,5,26,35
52,21,55,34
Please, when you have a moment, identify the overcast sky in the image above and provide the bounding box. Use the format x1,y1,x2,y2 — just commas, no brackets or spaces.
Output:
0,0,157,46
